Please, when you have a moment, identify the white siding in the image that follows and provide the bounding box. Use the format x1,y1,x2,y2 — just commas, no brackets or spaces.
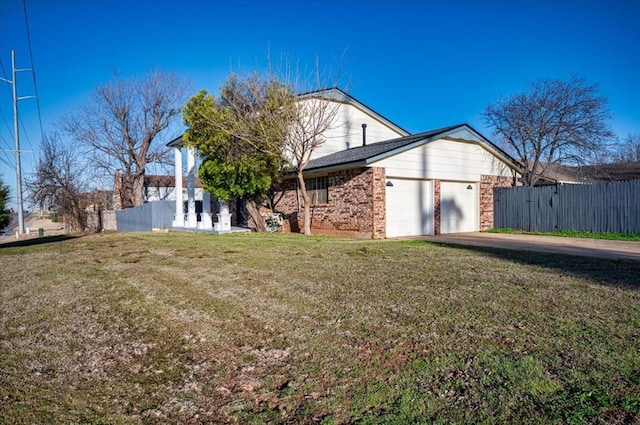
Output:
373,138,514,180
307,101,406,160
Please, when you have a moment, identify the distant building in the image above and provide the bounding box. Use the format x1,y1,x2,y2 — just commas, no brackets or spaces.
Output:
113,172,204,210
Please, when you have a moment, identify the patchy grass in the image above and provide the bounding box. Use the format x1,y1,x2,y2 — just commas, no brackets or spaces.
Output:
1,232,639,424
487,228,640,241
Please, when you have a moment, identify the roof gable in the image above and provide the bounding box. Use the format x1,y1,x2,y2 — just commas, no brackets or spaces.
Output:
299,88,409,136
167,87,408,149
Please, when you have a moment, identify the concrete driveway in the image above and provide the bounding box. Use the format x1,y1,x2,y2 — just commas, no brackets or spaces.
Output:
416,232,640,261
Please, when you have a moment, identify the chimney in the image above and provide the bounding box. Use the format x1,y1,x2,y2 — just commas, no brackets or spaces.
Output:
362,123,367,146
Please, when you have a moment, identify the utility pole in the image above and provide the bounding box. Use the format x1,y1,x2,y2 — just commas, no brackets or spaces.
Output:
12,50,25,235
1,50,34,235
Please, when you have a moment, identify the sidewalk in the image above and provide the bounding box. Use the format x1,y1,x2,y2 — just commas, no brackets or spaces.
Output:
1,214,68,243
416,232,640,262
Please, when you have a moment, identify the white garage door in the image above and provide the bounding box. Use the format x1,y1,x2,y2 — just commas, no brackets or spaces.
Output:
440,181,477,234
385,179,434,237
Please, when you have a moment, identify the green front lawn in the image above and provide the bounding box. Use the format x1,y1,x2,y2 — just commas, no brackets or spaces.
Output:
1,232,638,423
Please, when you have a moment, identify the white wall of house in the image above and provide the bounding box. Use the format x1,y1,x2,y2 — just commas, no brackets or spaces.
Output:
373,138,515,180
308,100,407,160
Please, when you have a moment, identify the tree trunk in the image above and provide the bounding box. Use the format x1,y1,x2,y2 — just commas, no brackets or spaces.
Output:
246,198,267,232
297,171,312,235
132,173,145,206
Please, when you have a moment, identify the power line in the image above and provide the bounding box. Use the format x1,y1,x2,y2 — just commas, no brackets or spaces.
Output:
0,60,13,135
0,108,13,135
0,131,13,152
18,111,34,151
0,60,15,171
0,156,13,169
0,58,7,79
22,0,45,144
0,133,14,169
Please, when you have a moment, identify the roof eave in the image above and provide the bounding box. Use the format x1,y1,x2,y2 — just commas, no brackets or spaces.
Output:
167,135,183,148
288,160,369,177
361,124,523,175
297,87,410,136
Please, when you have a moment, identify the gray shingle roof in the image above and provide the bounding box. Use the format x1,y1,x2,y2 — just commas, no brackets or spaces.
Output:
532,162,640,183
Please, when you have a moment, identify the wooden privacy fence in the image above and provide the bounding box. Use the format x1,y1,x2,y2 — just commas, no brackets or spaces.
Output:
494,180,640,233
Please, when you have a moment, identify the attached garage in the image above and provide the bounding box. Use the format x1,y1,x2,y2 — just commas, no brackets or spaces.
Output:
385,178,434,237
440,181,478,233
279,124,520,239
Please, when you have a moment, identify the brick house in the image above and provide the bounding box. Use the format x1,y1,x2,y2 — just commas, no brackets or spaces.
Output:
274,123,519,238
169,88,522,237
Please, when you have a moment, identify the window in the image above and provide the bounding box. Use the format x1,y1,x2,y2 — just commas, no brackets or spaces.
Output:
305,176,328,204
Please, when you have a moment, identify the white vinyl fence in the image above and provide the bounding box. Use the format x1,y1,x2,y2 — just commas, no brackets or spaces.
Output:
494,180,640,233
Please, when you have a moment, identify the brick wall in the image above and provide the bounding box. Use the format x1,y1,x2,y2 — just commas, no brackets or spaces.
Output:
275,167,385,238
371,167,386,239
480,175,514,230
113,172,123,210
275,170,513,237
433,179,441,235
435,176,512,233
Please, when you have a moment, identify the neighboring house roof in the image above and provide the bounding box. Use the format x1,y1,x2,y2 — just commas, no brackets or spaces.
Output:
576,162,640,182
532,163,582,184
144,174,203,188
79,189,114,211
303,124,522,174
535,162,640,184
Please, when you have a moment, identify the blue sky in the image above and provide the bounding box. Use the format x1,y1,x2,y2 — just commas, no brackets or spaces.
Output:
0,0,639,205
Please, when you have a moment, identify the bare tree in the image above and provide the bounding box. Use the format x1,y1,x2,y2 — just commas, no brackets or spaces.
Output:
610,133,640,163
484,77,614,186
274,59,345,235
64,70,189,207
26,133,87,231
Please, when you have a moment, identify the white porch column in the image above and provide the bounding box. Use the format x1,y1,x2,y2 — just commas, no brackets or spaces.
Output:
198,192,213,230
172,147,184,227
186,147,198,228
214,200,232,232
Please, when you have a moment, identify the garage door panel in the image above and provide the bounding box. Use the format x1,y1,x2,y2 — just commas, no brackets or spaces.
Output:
386,179,433,237
440,181,477,234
